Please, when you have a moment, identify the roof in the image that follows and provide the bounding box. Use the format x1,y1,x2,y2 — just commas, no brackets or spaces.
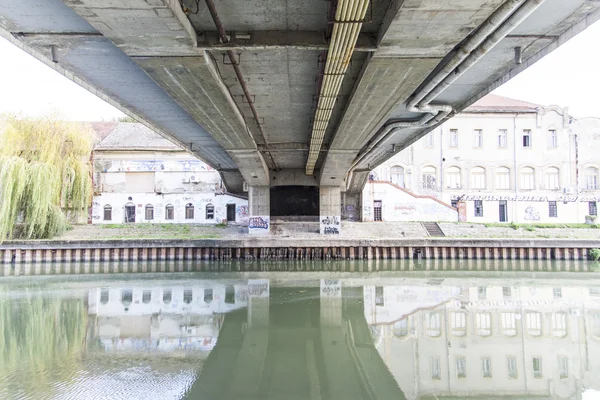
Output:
88,121,118,143
94,123,183,151
464,94,540,113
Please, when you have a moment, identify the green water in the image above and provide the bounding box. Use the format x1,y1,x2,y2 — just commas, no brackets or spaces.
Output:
0,260,599,399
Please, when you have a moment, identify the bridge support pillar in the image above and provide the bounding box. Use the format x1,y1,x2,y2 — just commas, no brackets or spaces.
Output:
248,186,270,234
320,186,341,235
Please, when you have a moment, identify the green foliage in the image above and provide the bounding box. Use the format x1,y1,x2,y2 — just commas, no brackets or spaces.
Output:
0,116,93,240
589,248,600,261
483,222,599,230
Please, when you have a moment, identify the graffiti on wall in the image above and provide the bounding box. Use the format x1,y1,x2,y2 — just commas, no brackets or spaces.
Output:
321,215,340,234
236,205,249,224
106,160,213,173
452,194,600,203
524,205,540,221
248,216,270,233
394,203,416,215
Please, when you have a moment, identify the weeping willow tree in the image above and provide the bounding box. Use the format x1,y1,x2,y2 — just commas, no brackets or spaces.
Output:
0,115,93,240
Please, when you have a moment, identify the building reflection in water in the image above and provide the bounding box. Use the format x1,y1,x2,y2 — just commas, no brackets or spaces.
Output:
74,278,600,399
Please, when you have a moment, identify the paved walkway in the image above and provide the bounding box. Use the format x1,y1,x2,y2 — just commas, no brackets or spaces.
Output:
57,222,600,241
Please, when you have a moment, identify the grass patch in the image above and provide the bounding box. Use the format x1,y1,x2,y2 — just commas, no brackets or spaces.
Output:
483,222,600,229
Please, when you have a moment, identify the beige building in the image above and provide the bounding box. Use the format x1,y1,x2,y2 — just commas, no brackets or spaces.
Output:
364,94,600,223
91,123,249,225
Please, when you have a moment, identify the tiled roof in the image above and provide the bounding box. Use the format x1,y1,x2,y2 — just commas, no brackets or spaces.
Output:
465,94,540,113
94,123,182,151
88,121,118,143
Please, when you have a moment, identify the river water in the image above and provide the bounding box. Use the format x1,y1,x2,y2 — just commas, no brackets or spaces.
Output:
0,260,599,399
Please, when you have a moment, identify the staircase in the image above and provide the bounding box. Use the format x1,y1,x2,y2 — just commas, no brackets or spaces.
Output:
421,222,445,237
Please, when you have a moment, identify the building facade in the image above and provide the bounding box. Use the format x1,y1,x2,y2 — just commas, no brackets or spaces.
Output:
364,94,600,223
91,123,249,225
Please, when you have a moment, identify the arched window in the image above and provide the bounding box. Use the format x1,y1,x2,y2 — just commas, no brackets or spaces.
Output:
100,289,109,304
450,311,466,336
446,166,461,189
121,289,133,306
471,167,486,189
520,167,535,190
422,166,436,189
585,167,598,190
142,290,151,304
425,312,441,337
495,167,510,190
103,205,112,221
545,167,560,190
390,166,405,187
163,289,172,304
185,203,194,219
145,204,154,220
183,289,193,304
526,312,542,336
165,204,174,220
206,204,215,220
393,319,408,337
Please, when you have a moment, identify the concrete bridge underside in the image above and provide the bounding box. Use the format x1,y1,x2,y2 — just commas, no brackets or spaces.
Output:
1,0,599,232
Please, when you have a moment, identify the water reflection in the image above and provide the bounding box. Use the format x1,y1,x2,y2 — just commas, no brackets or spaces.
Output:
1,272,600,399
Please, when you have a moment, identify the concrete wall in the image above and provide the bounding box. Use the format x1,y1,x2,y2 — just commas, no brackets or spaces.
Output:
361,181,457,222
371,108,600,223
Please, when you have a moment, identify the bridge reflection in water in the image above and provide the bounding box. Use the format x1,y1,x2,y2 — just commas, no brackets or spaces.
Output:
0,265,599,399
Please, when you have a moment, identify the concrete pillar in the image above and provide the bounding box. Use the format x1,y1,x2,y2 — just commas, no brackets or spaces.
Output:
341,192,360,221
248,186,270,235
320,186,341,235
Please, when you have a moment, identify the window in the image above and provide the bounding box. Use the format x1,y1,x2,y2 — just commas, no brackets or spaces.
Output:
482,357,492,378
145,204,154,220
495,167,510,190
450,311,467,336
545,167,560,190
431,357,441,380
592,313,600,337
449,129,458,147
553,287,562,299
390,166,405,187
503,286,512,299
424,132,434,148
375,286,384,306
552,312,567,337
456,357,467,379
393,319,408,337
183,289,193,304
507,356,518,379
585,167,598,189
446,166,461,189
142,290,151,304
471,166,486,189
165,204,174,220
204,288,213,303
100,289,109,304
532,357,542,378
522,129,531,147
527,312,542,336
103,205,112,221
478,286,487,300
590,202,597,216
498,129,507,148
373,200,382,221
549,201,557,218
476,312,492,336
121,289,133,306
185,203,194,219
474,200,483,217
422,166,437,189
163,289,172,304
548,129,557,148
501,312,517,336
474,129,483,148
451,199,458,208
558,356,568,379
520,167,535,190
206,204,214,219
426,312,441,337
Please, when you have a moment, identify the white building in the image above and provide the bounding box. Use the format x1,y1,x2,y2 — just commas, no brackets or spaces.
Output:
91,123,249,225
364,94,600,223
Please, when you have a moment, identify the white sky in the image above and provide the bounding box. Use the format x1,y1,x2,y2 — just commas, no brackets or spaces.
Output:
0,18,599,120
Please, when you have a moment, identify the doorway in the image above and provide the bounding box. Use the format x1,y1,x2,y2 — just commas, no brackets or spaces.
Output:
125,204,136,223
227,204,236,223
373,200,382,221
499,200,508,222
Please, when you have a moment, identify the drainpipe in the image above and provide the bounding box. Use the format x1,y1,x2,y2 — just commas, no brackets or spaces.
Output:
350,0,546,176
203,0,277,170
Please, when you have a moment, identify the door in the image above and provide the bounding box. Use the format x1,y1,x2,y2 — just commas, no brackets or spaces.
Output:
373,200,382,221
227,204,236,222
125,204,136,223
499,200,508,222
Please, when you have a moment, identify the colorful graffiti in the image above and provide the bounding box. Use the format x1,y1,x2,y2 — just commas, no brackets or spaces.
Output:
236,205,249,223
106,160,214,173
248,216,269,230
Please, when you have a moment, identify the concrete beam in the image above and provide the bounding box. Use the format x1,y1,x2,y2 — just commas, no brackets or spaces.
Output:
197,30,377,52
320,186,341,235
